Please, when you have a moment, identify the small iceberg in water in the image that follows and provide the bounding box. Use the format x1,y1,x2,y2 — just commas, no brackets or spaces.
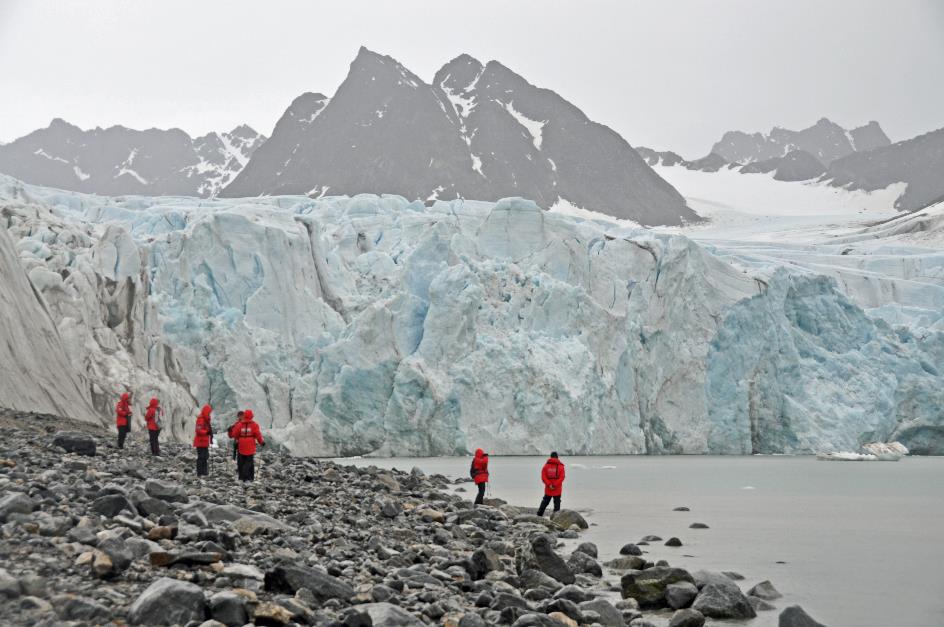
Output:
817,441,909,462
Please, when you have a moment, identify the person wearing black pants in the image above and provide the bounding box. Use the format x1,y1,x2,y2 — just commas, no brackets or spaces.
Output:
193,405,214,476
115,393,132,449
537,452,566,516
144,398,163,456
470,448,489,506
233,410,264,482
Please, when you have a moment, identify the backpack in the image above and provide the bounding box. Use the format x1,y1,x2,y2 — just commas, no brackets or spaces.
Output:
545,463,559,481
469,460,478,479
155,408,164,429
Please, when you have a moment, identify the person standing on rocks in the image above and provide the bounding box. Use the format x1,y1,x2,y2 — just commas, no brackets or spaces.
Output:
193,404,214,476
537,451,565,517
234,409,264,482
144,397,163,456
227,411,245,470
470,448,490,506
115,392,132,449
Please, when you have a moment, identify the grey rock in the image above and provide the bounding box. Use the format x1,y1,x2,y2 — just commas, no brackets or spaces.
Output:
672,507,690,512
469,547,503,580
52,594,112,622
209,590,248,626
605,556,647,571
511,614,562,627
144,479,188,503
665,537,682,547
578,598,623,627
518,569,564,592
566,550,602,577
665,581,698,609
360,602,424,627
553,585,593,603
51,431,96,456
639,535,661,542
0,492,35,522
516,535,575,585
550,509,588,530
0,567,22,598
127,577,208,625
668,608,705,627
619,544,643,556
574,542,598,558
543,597,582,622
688,523,709,529
97,536,133,572
90,494,136,518
264,563,355,601
491,592,530,611
748,580,783,600
129,489,173,517
691,581,756,619
778,605,827,627
749,596,778,612
620,566,695,607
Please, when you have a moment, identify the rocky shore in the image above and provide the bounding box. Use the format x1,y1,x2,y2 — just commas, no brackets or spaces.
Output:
0,409,825,627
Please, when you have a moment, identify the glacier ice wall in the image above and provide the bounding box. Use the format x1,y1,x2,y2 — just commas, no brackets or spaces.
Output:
1,174,942,455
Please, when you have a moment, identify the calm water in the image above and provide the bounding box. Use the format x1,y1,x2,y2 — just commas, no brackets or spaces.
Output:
340,455,944,627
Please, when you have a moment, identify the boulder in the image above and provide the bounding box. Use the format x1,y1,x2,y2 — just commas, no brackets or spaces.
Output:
130,489,173,517
691,581,756,619
548,611,578,627
51,431,96,456
144,479,188,503
0,567,22,598
665,581,698,609
518,569,564,592
620,566,695,607
605,556,647,571
543,598,582,622
749,596,777,612
748,580,783,600
566,551,602,577
469,547,503,580
516,535,575,585
0,492,35,522
619,543,642,556
127,577,207,625
553,585,593,603
90,494,136,518
578,598,623,627
778,605,827,627
550,510,588,530
664,537,682,547
264,563,355,601
209,590,248,626
689,523,709,529
361,602,424,627
510,614,561,627
668,608,705,627
574,542,598,558
52,595,112,622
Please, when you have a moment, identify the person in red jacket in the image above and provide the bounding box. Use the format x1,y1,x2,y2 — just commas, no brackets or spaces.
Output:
144,398,163,456
115,393,132,449
537,452,566,517
193,404,214,476
233,410,264,482
470,448,490,506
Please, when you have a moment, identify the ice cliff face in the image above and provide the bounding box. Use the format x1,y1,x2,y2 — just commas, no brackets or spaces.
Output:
1,175,942,455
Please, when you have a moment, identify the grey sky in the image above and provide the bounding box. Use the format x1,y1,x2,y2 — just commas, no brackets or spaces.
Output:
1,0,942,157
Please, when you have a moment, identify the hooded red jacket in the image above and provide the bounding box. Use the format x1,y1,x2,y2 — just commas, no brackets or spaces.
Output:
193,405,213,448
471,449,489,484
144,398,161,431
115,394,131,427
541,457,565,496
234,410,264,455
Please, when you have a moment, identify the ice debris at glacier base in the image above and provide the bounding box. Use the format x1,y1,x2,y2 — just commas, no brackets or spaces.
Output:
1,174,942,455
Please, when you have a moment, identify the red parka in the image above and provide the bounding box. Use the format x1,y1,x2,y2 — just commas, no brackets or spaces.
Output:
144,398,161,431
115,393,131,427
471,448,489,484
541,457,565,496
193,405,213,448
234,410,264,455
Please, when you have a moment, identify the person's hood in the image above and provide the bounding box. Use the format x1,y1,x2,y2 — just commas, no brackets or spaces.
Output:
199,404,212,419
148,398,159,407
474,448,485,458
242,410,254,421
120,393,130,402
546,457,563,466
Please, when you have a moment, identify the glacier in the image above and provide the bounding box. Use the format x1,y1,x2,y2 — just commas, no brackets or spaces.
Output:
1,173,942,455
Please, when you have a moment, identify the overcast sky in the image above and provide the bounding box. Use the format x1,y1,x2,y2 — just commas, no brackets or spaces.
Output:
1,0,942,157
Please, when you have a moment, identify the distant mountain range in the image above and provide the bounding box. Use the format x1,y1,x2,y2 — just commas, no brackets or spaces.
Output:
0,120,264,198
222,47,695,226
639,118,944,211
0,48,694,226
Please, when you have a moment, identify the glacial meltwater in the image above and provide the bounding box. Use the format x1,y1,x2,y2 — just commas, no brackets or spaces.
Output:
342,455,944,627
